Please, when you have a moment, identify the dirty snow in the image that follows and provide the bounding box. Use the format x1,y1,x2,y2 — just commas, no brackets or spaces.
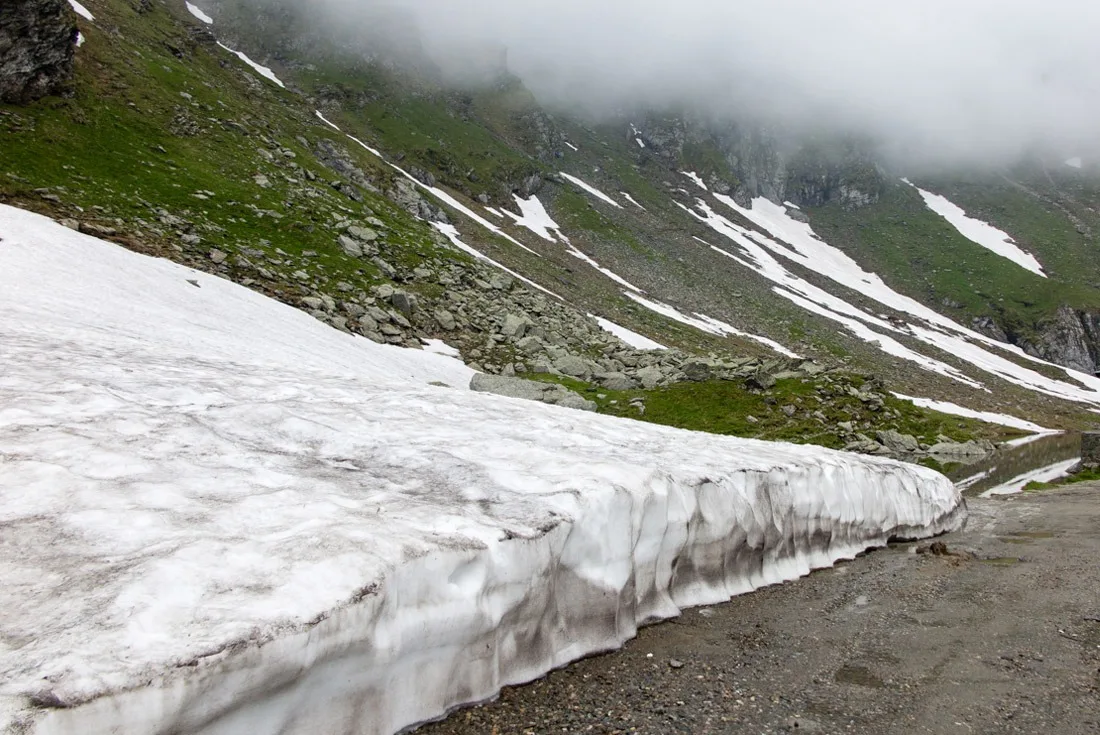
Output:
185,1,213,23
560,172,623,208
904,180,1046,277
590,315,667,350
216,42,285,88
68,0,93,20
0,204,962,735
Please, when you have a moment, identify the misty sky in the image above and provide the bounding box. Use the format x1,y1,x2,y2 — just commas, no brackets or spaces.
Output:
325,0,1100,163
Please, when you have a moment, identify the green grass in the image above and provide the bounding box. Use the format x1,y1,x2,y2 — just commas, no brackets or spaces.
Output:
526,373,1010,450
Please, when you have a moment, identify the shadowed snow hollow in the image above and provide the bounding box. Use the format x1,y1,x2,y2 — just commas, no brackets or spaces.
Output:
0,206,963,735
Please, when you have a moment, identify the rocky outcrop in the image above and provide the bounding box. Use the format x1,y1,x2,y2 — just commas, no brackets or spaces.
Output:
0,0,77,104
469,373,596,411
1020,305,1100,375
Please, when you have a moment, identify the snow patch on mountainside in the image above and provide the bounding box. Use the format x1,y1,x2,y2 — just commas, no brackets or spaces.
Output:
892,394,1053,434
1065,157,1083,169
623,292,799,358
217,43,284,88
591,315,667,350
68,0,93,20
0,205,962,735
185,1,212,23
560,172,623,208
682,171,707,190
693,195,1100,406
432,223,559,298
503,195,563,242
621,192,647,210
904,180,1046,277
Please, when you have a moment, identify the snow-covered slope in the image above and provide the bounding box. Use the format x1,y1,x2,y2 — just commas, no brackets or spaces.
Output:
0,206,964,735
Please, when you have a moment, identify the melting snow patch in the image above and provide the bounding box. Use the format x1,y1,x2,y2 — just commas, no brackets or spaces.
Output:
1065,157,1083,169
502,195,564,242
590,315,666,350
621,192,647,210
0,204,964,735
567,248,643,293
68,0,93,20
314,110,341,131
682,171,707,190
904,180,1045,277
891,394,1053,434
564,141,579,152
484,207,504,218
623,292,799,358
980,458,1079,497
75,31,84,47
783,201,801,210
185,1,213,23
216,42,285,88
560,172,622,208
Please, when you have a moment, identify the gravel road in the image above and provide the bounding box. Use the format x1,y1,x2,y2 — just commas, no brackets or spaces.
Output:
417,483,1100,734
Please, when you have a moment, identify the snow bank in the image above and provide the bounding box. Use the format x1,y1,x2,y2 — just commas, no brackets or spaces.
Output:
0,206,963,735
216,42,285,88
621,191,647,210
904,180,1046,277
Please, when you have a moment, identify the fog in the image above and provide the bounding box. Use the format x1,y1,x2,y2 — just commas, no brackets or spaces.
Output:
303,0,1100,165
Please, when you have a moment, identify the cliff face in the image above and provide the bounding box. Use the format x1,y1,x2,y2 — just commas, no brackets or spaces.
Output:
1023,306,1100,376
0,0,77,104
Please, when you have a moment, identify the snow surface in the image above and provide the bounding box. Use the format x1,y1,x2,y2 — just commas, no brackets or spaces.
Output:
682,171,707,190
216,43,285,88
623,292,800,358
314,110,340,131
75,31,85,47
892,394,1052,434
590,315,667,350
484,206,504,218
185,1,213,23
1065,157,1083,169
1,205,964,735
421,338,462,358
904,180,1046,277
560,172,623,208
564,141,579,152
68,0,93,20
979,458,1080,497
621,192,647,210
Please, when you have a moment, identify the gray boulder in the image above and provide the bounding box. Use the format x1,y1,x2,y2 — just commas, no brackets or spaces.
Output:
875,430,921,454
470,374,596,412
